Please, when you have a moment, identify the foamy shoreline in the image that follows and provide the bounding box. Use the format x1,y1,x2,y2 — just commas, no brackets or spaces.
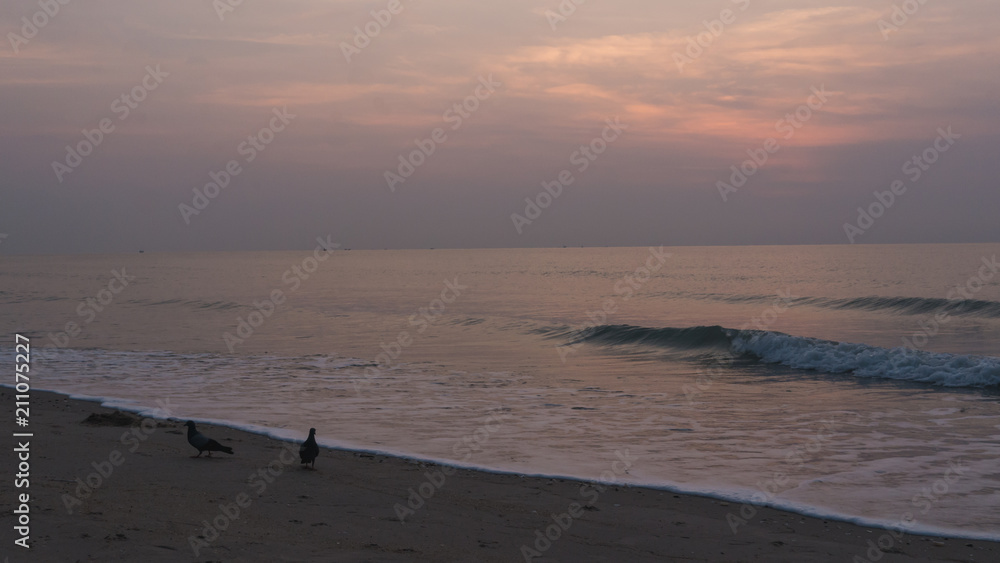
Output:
5,386,997,562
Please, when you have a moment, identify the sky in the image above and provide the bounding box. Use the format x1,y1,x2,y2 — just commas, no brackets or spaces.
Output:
1,0,999,254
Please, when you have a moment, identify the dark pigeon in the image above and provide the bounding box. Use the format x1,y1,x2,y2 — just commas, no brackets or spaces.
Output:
299,428,319,468
185,421,233,457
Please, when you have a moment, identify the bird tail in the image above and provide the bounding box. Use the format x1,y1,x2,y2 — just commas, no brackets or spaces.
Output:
221,446,234,455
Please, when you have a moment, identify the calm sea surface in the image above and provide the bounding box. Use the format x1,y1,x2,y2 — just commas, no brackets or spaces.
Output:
3,244,1000,538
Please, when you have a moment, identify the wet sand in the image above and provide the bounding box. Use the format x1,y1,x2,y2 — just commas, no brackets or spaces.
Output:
3,387,994,562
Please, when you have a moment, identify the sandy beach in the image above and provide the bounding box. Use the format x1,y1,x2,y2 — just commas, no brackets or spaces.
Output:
1,387,993,562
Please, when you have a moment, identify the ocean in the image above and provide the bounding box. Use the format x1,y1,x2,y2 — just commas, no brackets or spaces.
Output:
3,244,1000,540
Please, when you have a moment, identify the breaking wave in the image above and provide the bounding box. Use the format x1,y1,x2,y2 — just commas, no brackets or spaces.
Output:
570,324,1000,388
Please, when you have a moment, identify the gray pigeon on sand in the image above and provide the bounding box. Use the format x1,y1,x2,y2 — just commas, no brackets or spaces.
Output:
185,420,234,457
300,428,319,469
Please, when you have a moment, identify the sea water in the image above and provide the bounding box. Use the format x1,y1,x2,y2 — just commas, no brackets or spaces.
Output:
2,244,999,539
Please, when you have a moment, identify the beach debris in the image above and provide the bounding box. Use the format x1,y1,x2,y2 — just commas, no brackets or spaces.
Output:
300,428,319,469
184,421,234,457
82,410,143,427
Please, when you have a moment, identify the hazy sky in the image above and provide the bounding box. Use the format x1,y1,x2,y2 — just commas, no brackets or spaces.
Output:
2,0,998,253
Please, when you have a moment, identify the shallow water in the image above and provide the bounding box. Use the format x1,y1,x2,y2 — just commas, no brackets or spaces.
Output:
3,244,1000,538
